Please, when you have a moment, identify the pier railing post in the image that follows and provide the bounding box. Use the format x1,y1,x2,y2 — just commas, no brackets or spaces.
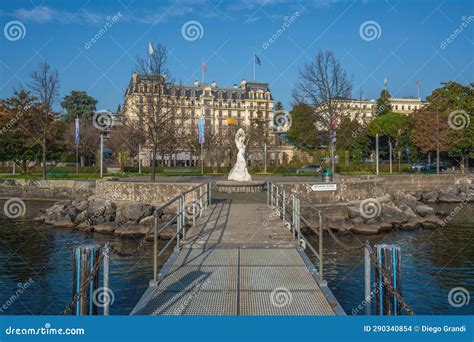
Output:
103,242,110,316
292,195,296,239
375,244,401,315
153,210,158,282
181,194,186,240
208,181,212,205
266,181,270,205
364,243,371,316
72,244,101,315
296,196,301,245
199,186,203,217
282,190,285,221
276,186,279,216
318,211,323,282
192,190,196,226
176,196,182,249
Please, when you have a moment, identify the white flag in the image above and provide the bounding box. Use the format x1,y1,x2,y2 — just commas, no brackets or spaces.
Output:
148,42,154,56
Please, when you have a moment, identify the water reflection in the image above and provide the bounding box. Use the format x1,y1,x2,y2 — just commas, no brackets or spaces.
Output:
0,201,472,315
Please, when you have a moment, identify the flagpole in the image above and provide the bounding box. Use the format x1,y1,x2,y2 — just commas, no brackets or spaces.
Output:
201,57,204,86
75,117,79,174
253,52,256,81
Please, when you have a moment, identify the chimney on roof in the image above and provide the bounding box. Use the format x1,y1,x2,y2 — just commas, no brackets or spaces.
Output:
132,72,138,84
241,79,247,89
194,80,199,87
211,81,216,88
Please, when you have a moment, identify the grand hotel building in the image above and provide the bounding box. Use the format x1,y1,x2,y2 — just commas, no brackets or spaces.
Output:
122,73,425,166
122,74,278,166
124,74,275,132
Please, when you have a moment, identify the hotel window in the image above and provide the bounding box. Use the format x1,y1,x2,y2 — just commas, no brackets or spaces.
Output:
402,106,405,110
237,111,241,118
395,105,399,110
191,90,195,97
139,96,143,103
408,106,411,110
219,110,222,117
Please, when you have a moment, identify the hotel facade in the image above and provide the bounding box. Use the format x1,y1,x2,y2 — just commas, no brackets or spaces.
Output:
122,74,282,167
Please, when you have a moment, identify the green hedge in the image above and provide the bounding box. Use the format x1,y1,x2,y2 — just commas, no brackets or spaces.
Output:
336,163,412,173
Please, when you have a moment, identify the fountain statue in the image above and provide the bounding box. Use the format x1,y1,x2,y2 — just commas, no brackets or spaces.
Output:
228,128,252,182
216,128,265,193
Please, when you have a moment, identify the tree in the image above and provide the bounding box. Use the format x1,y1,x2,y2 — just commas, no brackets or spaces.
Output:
374,88,391,116
107,120,145,170
29,60,60,179
0,91,42,173
275,101,283,111
293,50,353,173
248,110,273,171
368,112,412,171
412,109,452,173
412,82,472,173
336,117,370,164
131,42,179,182
64,118,99,166
287,103,318,151
61,91,97,121
428,81,473,174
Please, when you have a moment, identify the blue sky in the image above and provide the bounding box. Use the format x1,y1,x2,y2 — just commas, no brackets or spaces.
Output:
0,0,473,112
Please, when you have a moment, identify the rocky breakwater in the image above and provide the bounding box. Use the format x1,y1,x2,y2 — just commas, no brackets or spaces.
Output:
34,196,183,240
414,183,473,204
307,190,448,235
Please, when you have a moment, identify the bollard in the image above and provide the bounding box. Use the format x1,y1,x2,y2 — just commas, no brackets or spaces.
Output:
375,244,402,315
72,244,101,315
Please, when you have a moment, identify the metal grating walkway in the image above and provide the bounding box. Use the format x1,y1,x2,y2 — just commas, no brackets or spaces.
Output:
131,248,339,316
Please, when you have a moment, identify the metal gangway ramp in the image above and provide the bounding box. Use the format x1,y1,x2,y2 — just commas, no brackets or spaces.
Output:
131,184,345,316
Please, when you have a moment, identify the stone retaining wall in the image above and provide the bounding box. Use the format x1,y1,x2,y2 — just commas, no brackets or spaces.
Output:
278,174,473,204
95,180,201,205
0,179,95,201
381,174,473,193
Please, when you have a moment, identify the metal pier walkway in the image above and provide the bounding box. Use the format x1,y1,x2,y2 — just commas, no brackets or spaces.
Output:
131,196,345,316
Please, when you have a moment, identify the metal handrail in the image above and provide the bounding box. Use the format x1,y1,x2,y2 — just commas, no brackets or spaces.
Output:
152,182,211,282
267,181,324,281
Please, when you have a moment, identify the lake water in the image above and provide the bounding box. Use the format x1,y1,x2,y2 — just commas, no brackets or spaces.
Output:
0,200,472,315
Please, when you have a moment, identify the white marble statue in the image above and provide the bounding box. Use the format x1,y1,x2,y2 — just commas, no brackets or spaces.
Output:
228,128,252,181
